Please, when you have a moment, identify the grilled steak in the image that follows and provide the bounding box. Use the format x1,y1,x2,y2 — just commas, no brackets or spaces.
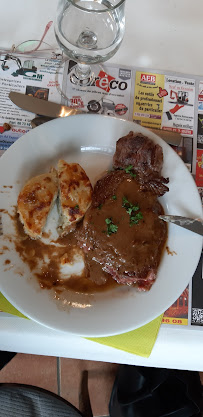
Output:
113,131,163,176
78,132,168,291
113,131,169,196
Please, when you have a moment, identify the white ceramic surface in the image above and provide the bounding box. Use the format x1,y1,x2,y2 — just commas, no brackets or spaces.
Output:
0,114,202,336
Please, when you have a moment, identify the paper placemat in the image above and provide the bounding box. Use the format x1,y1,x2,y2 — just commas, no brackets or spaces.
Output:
0,292,162,357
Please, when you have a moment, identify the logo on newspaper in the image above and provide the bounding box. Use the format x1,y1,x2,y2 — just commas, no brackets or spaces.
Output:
140,74,156,85
1,54,43,80
95,70,128,92
70,96,84,108
95,71,116,92
157,87,168,98
115,103,128,115
118,68,131,80
199,90,203,102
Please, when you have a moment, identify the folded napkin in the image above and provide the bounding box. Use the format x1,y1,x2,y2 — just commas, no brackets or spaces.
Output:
0,293,27,319
0,292,162,357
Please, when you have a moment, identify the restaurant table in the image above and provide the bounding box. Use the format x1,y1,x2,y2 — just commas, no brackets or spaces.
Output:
0,0,203,371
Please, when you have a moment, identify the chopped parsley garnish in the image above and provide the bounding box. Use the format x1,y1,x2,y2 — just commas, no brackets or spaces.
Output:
122,196,129,207
105,218,118,236
97,204,103,210
74,204,79,210
122,196,143,226
118,165,136,178
124,164,133,173
124,165,136,178
112,195,117,200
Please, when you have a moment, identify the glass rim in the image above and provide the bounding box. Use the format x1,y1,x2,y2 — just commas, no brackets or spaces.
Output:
67,0,125,12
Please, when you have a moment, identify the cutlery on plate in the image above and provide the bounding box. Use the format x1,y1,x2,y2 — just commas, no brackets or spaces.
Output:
9,91,182,146
159,215,203,236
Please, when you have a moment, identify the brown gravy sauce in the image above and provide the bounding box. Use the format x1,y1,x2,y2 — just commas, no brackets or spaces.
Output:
1,196,168,295
81,176,168,285
166,246,177,256
13,212,117,294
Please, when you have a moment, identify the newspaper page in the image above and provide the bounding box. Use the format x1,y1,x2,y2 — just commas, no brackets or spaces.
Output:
133,71,195,172
0,52,202,330
0,52,64,155
191,252,203,325
63,60,132,120
162,170,202,328
197,81,203,146
162,286,189,326
190,81,203,326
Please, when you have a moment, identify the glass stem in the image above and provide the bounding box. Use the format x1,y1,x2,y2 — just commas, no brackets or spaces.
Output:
75,63,91,80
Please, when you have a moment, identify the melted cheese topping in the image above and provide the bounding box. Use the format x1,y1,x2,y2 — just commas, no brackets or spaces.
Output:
17,169,58,239
58,160,92,231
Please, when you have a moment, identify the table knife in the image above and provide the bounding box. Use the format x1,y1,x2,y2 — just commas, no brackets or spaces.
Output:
9,91,181,146
9,91,83,118
159,215,203,236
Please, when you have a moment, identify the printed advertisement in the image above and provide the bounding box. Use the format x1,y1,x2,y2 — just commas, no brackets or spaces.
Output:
191,253,203,325
133,71,195,136
162,287,189,326
196,149,203,186
0,52,64,152
197,81,203,145
133,71,164,130
64,60,132,120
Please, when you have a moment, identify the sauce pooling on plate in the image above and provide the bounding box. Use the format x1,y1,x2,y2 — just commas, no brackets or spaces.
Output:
13,212,117,294
11,131,169,294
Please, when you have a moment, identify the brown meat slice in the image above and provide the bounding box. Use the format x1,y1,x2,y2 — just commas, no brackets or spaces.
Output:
139,175,169,197
113,131,169,196
113,131,164,176
78,171,168,290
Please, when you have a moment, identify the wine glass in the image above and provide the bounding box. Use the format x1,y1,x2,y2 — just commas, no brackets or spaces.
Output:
54,0,126,88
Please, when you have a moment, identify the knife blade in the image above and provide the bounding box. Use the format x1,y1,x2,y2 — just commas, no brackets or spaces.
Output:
9,91,83,118
159,215,203,236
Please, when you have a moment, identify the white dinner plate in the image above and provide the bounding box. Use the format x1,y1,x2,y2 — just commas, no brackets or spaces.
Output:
0,114,202,337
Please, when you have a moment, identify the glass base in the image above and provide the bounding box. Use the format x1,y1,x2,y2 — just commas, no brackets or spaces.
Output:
55,59,109,109
70,63,93,87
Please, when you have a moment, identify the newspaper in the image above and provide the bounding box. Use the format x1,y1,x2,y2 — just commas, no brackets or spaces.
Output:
0,52,64,153
0,50,202,329
64,60,133,120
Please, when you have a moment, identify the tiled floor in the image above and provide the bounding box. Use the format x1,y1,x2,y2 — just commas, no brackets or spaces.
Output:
0,354,202,416
0,354,58,394
60,358,118,416
0,353,118,416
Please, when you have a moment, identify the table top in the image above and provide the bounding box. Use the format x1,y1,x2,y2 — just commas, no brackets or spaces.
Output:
1,0,203,77
0,0,203,370
0,314,203,371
